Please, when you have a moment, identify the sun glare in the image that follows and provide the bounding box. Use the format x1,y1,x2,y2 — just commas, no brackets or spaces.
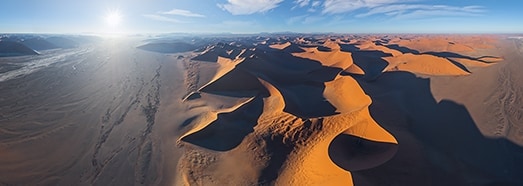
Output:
105,10,122,28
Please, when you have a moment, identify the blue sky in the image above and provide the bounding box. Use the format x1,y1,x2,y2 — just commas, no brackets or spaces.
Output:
1,0,522,34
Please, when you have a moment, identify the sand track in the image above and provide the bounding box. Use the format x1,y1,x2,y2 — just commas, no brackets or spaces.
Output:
488,59,523,142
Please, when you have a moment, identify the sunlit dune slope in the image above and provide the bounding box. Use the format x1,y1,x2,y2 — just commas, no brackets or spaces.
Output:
384,53,470,76
177,36,402,185
154,34,506,185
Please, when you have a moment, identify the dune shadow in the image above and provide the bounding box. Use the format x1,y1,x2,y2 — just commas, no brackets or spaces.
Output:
328,134,398,172
349,51,390,81
200,68,267,93
278,82,338,118
423,51,497,64
239,48,344,118
189,42,249,62
383,44,420,54
182,46,346,150
352,71,523,185
338,43,391,81
380,43,499,73
181,96,264,151
283,44,306,53
447,58,471,73
381,43,496,65
339,43,360,52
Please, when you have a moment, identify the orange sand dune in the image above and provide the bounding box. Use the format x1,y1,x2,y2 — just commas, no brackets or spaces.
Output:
449,57,494,68
179,96,256,142
322,39,342,50
197,56,252,92
386,35,500,56
292,46,353,69
177,37,403,185
384,53,471,76
269,42,291,50
2,34,518,186
388,36,475,53
323,75,370,114
343,63,365,75
175,34,511,185
358,42,402,57
179,33,512,185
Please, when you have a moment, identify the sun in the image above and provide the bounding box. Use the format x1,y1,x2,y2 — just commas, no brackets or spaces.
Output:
105,10,122,28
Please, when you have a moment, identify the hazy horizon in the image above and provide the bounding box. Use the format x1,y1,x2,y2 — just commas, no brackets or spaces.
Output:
1,0,523,34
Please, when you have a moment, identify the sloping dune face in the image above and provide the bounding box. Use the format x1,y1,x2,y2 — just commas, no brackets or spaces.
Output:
176,35,505,185
1,34,516,186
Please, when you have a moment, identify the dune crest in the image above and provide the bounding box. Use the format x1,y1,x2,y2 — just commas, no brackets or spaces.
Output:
355,40,402,57
178,36,402,185
269,42,291,50
2,34,521,186
176,34,506,185
292,47,353,69
384,53,471,76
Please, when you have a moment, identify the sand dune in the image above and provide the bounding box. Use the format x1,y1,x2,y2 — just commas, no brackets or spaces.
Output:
175,34,521,185
269,42,291,50
292,45,353,69
176,35,404,185
388,36,473,53
190,42,251,62
1,34,522,186
449,57,494,68
384,53,471,76
323,75,370,114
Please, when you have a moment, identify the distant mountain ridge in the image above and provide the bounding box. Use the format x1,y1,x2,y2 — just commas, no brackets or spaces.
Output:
0,35,87,57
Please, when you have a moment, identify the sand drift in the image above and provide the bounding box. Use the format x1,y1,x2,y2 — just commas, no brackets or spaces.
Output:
1,34,522,185
0,48,92,82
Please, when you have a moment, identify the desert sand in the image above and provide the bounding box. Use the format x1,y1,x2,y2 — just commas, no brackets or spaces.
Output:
1,34,522,185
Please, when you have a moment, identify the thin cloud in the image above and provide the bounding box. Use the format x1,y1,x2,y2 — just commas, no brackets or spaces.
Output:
293,0,321,11
308,1,321,12
321,0,485,20
143,14,184,23
287,15,308,24
286,15,325,24
357,5,485,18
393,8,485,20
323,0,402,14
303,16,325,24
160,9,205,17
295,0,310,7
218,0,284,15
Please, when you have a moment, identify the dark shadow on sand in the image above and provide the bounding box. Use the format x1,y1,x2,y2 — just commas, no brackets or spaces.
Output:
329,134,398,172
181,96,264,151
350,51,390,81
352,71,523,186
383,44,420,54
